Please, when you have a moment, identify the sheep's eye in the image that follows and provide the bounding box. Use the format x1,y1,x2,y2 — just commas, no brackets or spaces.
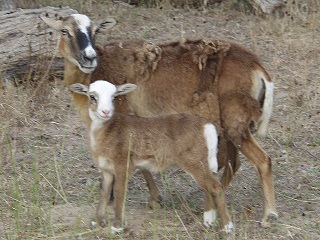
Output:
61,29,69,35
90,95,97,103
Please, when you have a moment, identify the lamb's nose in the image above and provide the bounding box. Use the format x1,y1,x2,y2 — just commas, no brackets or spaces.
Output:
102,110,110,116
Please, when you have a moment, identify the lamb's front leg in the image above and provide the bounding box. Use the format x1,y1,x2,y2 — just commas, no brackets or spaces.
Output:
96,170,114,227
112,168,129,234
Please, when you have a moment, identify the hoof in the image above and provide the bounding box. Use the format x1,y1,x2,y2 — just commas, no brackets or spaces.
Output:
223,221,234,233
148,200,161,210
261,212,278,228
96,216,108,228
148,196,162,210
111,225,124,235
90,221,98,229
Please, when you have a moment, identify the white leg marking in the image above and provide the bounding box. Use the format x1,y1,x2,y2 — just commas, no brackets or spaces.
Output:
203,209,217,227
111,225,124,234
223,221,234,233
204,123,218,173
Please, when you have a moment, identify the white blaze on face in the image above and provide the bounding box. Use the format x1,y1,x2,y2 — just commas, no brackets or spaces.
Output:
72,14,91,32
203,123,218,174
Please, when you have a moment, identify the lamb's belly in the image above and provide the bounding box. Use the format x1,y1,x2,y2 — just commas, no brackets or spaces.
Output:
135,160,177,174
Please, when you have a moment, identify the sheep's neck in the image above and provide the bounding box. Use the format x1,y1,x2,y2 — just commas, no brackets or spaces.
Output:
64,60,92,126
89,116,114,153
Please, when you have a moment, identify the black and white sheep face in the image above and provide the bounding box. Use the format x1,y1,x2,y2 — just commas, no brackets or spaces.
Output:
67,14,98,73
40,14,116,74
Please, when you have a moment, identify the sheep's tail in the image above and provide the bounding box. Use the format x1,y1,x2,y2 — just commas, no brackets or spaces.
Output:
255,71,274,139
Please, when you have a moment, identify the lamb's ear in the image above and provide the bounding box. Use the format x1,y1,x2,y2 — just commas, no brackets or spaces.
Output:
39,16,62,31
96,18,117,33
116,83,137,96
70,83,89,95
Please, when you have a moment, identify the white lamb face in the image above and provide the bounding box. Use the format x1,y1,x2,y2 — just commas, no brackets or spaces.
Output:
69,80,137,123
89,80,118,121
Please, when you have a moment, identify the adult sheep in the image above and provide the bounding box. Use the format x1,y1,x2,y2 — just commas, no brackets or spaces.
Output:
40,13,278,228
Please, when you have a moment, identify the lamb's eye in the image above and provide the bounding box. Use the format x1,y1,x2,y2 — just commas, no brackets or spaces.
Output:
61,29,69,35
90,95,97,103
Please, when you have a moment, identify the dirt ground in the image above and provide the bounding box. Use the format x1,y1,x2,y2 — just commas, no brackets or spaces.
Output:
1,1,319,239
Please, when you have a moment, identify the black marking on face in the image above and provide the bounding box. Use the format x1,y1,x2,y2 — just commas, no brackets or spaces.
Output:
76,28,92,51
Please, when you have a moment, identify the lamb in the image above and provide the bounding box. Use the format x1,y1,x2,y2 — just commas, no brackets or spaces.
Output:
70,80,233,233
40,13,278,227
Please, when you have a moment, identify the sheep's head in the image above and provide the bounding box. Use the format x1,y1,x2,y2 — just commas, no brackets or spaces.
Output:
40,14,116,73
70,80,136,123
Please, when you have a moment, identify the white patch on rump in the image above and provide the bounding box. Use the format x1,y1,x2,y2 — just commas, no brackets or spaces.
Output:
203,123,218,173
251,70,274,138
203,209,217,227
257,80,274,138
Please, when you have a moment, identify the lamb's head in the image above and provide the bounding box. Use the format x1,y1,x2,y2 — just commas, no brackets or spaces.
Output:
70,80,137,123
40,14,116,73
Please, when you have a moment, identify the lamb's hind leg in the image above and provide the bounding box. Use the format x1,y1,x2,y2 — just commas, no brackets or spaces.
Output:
140,168,162,209
240,129,278,227
197,172,232,232
184,164,232,233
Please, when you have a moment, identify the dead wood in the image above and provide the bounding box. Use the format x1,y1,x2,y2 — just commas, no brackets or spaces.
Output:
0,6,78,79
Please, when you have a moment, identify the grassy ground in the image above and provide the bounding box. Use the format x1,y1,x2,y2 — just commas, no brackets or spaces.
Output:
1,0,319,239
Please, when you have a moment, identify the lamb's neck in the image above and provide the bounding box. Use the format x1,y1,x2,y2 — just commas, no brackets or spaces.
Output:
89,116,115,151
64,60,92,126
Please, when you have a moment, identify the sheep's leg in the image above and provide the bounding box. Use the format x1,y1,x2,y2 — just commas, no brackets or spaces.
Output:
140,168,162,209
185,166,232,233
201,174,232,232
240,130,278,227
220,140,240,189
112,168,130,234
96,170,114,228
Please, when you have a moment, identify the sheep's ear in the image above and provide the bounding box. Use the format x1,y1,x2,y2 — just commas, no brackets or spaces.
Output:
116,83,137,96
39,16,62,31
70,83,89,95
96,18,117,33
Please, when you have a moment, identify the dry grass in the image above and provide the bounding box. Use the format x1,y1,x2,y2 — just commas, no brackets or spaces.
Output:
1,0,319,239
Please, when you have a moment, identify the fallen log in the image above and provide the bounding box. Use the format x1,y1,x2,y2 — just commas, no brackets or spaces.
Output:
250,0,284,14
0,6,78,80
